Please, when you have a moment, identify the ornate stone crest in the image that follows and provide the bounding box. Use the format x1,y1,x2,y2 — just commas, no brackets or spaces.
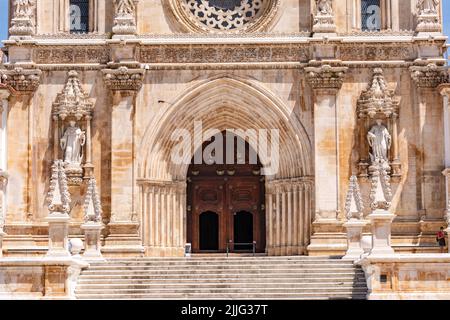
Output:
416,0,440,33
46,160,71,214
369,162,392,211
344,175,364,220
9,0,36,37
113,0,138,36
83,178,103,223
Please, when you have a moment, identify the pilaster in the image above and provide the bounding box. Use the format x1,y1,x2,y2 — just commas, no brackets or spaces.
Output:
439,84,450,225
102,65,144,256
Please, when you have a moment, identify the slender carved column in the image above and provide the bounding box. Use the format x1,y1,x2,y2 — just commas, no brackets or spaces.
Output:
0,88,10,256
102,66,144,254
305,64,347,221
410,64,448,219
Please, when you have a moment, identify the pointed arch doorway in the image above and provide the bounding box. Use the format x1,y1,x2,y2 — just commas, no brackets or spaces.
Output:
187,131,266,253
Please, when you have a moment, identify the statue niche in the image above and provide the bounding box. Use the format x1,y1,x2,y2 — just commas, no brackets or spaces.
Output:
52,71,94,185
356,68,401,180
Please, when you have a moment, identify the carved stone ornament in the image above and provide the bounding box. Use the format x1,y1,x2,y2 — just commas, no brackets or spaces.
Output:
305,64,347,90
416,0,440,33
83,178,103,223
102,66,144,91
357,68,399,119
47,160,71,214
9,0,36,37
112,0,138,35
0,67,41,94
169,0,280,33
52,70,94,121
369,161,392,211
446,199,450,226
344,175,364,220
410,63,448,88
313,0,336,33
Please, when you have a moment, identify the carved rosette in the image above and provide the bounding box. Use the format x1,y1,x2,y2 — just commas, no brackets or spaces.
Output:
312,0,336,33
357,68,401,179
305,64,347,90
112,0,138,36
416,0,441,33
410,63,448,88
102,66,144,91
9,0,36,37
344,176,364,220
47,160,71,215
0,67,41,94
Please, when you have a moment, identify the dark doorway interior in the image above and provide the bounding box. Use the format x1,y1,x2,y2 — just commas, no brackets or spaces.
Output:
233,211,254,251
199,211,219,251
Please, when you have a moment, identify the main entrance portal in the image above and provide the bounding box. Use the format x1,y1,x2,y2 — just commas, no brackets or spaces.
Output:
187,132,266,253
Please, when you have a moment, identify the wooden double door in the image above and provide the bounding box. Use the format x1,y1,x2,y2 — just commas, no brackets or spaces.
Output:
187,175,265,253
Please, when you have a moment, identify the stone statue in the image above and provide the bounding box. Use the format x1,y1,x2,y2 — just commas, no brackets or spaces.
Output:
14,0,34,17
316,0,332,15
60,121,86,166
116,0,136,15
367,120,391,163
417,0,439,14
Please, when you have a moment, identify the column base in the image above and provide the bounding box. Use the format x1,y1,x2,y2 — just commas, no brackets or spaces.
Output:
343,219,368,261
46,213,71,258
368,210,396,256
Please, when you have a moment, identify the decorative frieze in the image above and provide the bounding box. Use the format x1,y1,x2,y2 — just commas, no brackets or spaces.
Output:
102,66,144,91
34,47,111,65
0,67,41,94
305,64,347,90
9,0,35,37
312,0,336,34
338,45,415,61
410,63,448,88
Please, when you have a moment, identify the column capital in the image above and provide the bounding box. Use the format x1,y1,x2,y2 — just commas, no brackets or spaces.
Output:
410,63,448,89
102,66,144,92
305,64,347,91
438,83,450,98
0,67,41,95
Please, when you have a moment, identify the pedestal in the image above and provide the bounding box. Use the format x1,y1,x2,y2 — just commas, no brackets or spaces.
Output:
0,230,5,258
368,209,395,256
343,219,368,261
46,213,71,257
81,222,105,261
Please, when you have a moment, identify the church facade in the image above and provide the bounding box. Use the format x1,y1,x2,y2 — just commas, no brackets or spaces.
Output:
0,0,449,259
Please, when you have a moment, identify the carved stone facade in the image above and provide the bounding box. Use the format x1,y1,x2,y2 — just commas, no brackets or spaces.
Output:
0,0,448,260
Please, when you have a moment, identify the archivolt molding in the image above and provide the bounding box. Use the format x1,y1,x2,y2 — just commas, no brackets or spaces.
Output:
165,0,281,34
138,75,312,182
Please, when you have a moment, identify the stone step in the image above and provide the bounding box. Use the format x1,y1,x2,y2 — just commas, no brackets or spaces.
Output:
77,276,366,283
75,292,367,300
76,281,368,290
75,286,368,294
78,273,365,281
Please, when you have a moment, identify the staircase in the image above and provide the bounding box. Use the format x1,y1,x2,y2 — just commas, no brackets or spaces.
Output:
75,256,368,300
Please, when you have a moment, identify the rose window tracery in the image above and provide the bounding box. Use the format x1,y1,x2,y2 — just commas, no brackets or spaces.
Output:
181,0,266,31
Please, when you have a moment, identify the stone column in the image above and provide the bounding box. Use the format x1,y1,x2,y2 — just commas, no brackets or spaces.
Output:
102,66,144,255
410,64,448,220
1,68,41,223
439,84,450,240
305,64,347,221
83,116,94,178
0,88,9,258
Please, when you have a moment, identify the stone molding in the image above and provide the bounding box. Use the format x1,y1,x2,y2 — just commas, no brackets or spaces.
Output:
102,66,144,91
305,64,347,90
410,63,448,88
0,67,41,94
